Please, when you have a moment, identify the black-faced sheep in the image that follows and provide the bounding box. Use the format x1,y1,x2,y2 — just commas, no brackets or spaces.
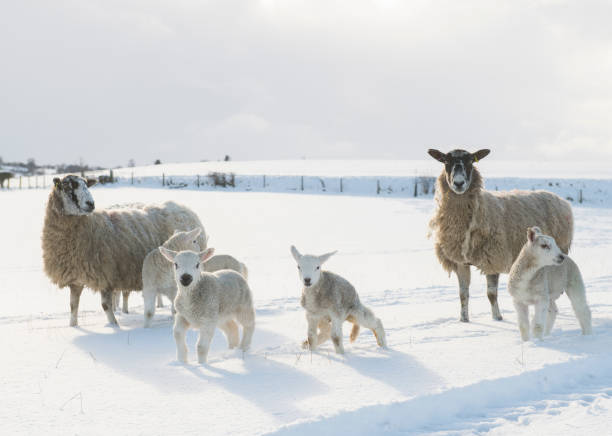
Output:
427,149,573,322
41,175,207,326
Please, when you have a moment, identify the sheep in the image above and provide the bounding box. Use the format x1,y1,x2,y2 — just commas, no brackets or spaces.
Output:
427,149,573,322
290,246,387,354
508,227,591,341
142,227,203,327
41,174,208,327
159,247,255,364
142,230,249,328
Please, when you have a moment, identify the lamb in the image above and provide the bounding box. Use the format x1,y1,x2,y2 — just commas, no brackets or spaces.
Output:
142,230,249,328
508,227,592,341
290,246,387,354
142,228,203,327
42,175,208,327
428,149,573,322
159,247,255,364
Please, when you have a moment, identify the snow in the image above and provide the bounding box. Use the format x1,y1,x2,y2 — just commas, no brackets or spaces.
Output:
2,181,612,435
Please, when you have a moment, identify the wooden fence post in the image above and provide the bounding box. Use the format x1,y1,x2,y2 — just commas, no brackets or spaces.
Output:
301,176,304,191
340,177,343,193
19,176,22,189
162,173,165,186
376,180,381,195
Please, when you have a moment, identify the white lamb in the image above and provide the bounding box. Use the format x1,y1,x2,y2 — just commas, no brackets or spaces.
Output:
508,227,592,341
160,247,256,364
142,228,202,327
290,246,387,354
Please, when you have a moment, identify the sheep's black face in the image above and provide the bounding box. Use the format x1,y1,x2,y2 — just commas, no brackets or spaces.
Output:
53,175,97,215
428,148,490,195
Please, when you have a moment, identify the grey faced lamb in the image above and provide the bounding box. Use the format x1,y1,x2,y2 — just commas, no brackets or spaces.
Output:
142,230,249,328
428,149,573,322
290,246,387,354
160,247,255,364
508,227,592,341
142,228,203,327
42,175,208,327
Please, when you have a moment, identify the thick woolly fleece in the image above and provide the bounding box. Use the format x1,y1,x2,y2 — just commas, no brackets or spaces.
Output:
429,169,573,275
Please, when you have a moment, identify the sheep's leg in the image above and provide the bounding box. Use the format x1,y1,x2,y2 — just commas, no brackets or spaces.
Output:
330,317,345,354
456,264,471,322
121,290,130,314
237,308,255,352
112,291,120,312
101,289,119,326
156,294,164,308
173,315,190,363
486,274,503,321
565,279,592,335
532,298,549,340
304,314,319,351
143,288,157,328
545,301,559,335
220,320,240,349
351,306,387,348
513,300,530,341
69,285,83,327
197,322,216,364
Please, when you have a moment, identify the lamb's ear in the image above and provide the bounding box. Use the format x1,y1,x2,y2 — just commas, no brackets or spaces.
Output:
86,178,97,187
199,248,215,263
290,245,301,262
187,227,202,239
159,247,178,262
318,250,338,264
53,178,61,189
527,227,537,243
472,149,490,162
428,149,447,163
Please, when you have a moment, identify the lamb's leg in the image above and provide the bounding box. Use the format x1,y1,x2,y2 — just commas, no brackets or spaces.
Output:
121,290,130,314
101,289,119,326
317,319,332,345
173,315,190,363
69,285,83,327
545,301,559,336
565,278,592,335
143,288,157,328
351,306,387,348
220,320,240,349
197,322,216,364
156,294,164,308
486,273,503,321
330,317,345,354
112,291,120,312
513,300,530,341
532,298,549,340
237,308,255,352
456,264,471,322
305,314,319,351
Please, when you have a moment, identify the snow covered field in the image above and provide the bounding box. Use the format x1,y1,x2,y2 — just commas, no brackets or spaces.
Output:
2,185,611,435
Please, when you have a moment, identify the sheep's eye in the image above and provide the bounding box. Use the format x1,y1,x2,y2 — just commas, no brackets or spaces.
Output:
297,266,301,270
316,266,320,270
541,244,549,250
174,263,178,269
196,263,200,269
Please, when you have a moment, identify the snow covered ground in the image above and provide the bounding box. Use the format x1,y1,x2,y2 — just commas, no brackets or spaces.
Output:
2,185,611,435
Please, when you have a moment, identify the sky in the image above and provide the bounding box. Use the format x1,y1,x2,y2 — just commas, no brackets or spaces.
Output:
1,0,611,168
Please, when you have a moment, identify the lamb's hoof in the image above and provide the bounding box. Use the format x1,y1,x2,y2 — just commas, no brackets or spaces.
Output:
460,317,469,323
69,321,78,327
493,314,503,321
302,340,310,350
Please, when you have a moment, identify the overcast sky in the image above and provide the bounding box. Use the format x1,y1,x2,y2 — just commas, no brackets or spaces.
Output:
1,0,611,168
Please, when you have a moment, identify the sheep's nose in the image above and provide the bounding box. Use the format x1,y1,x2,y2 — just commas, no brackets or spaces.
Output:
454,180,465,188
180,274,193,286
557,254,566,263
86,201,94,209
304,278,311,286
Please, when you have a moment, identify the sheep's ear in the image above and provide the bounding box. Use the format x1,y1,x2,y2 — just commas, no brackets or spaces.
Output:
318,250,338,264
290,245,301,262
86,178,97,187
428,149,447,163
527,227,537,243
53,178,61,189
187,227,202,239
159,246,178,262
472,149,490,162
199,248,215,263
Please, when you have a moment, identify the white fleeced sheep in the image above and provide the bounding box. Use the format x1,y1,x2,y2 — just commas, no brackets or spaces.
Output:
290,246,387,354
160,247,255,364
508,227,592,341
41,175,208,327
428,149,574,322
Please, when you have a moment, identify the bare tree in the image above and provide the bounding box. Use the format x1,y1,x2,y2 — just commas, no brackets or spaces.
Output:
128,159,136,168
